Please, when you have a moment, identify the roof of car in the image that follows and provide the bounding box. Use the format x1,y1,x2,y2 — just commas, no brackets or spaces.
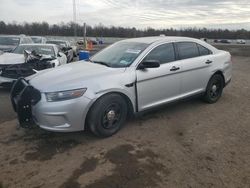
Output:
121,36,202,44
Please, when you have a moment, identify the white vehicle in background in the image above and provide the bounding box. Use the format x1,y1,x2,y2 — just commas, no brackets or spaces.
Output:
0,44,67,86
236,39,246,44
31,36,47,44
46,40,74,62
12,44,67,66
0,35,33,52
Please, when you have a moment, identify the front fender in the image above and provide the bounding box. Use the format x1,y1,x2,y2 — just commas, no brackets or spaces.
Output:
85,87,136,113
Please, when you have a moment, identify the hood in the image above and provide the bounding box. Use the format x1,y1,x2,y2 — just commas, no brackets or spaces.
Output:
0,53,24,65
29,61,126,92
0,45,16,52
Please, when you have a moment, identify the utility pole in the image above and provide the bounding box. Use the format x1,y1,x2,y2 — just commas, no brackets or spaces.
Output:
83,22,87,48
73,0,77,40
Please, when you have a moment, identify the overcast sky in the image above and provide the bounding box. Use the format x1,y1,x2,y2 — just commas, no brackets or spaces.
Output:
1,0,250,29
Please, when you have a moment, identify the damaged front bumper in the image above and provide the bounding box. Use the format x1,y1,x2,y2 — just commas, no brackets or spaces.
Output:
10,78,41,128
10,78,93,132
0,65,15,86
0,53,55,86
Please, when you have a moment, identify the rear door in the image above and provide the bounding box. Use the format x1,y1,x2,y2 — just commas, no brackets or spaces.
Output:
136,43,182,111
175,42,213,96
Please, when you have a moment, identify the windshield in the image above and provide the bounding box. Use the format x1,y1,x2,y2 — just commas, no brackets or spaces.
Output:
13,45,55,56
0,36,20,46
46,40,66,47
91,42,148,68
31,37,42,43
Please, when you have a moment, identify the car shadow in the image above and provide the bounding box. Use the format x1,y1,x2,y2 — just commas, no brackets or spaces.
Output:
2,126,98,161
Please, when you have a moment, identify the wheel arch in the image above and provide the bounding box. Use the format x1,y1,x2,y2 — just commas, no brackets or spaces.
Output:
213,70,226,87
85,91,135,129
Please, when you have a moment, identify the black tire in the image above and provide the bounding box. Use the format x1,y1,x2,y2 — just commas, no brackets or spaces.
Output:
203,74,224,104
87,94,128,137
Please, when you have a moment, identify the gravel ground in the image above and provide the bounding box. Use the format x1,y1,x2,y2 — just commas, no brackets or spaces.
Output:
0,47,250,188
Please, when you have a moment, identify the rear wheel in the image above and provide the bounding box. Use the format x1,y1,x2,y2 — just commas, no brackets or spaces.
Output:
203,74,224,103
87,94,128,137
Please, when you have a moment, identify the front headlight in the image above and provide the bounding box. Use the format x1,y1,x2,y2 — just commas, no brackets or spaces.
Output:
45,88,87,102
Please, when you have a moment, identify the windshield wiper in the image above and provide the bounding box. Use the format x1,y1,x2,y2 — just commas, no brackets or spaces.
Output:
93,61,111,67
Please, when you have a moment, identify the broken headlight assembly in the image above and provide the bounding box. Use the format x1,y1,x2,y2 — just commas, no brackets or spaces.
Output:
45,88,87,102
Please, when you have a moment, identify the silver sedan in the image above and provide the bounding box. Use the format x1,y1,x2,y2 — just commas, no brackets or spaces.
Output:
11,36,232,137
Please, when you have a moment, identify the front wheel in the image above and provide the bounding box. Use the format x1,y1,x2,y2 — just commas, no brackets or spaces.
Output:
203,74,224,103
87,94,128,137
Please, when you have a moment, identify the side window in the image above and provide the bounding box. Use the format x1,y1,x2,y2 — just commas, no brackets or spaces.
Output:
19,38,23,44
197,44,212,56
22,38,27,44
177,42,199,60
144,43,175,64
28,38,33,43
54,47,58,56
26,37,32,43
22,37,32,44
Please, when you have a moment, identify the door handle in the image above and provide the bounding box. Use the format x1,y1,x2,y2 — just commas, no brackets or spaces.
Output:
170,66,180,71
206,60,213,64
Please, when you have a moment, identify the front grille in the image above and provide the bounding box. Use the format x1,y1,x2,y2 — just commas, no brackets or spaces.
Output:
0,59,53,79
1,66,35,79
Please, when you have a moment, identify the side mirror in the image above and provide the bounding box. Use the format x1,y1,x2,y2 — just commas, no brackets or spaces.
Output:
138,60,160,70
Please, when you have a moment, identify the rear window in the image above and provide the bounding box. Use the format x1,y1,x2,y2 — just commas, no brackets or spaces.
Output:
177,42,199,60
22,38,30,44
197,44,212,56
31,37,42,43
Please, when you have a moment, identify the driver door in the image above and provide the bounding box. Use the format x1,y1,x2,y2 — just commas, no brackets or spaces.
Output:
136,43,182,111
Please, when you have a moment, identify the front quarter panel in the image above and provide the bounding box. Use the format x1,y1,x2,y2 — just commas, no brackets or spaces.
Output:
83,67,137,113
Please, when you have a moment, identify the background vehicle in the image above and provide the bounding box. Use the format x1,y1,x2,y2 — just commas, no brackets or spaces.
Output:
31,36,47,43
46,40,74,62
11,36,232,137
220,39,231,44
13,44,67,65
0,44,66,86
236,39,246,44
0,35,33,52
88,38,98,45
75,40,85,54
200,38,208,42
